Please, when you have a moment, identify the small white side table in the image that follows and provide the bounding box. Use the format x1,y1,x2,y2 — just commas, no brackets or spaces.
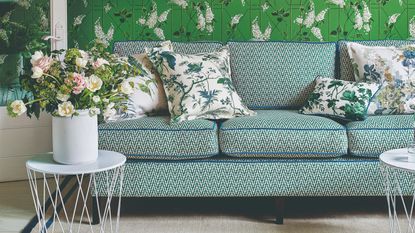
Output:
26,150,126,233
380,148,415,233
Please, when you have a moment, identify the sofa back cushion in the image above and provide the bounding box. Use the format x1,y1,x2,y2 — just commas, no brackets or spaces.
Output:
113,40,223,56
339,40,415,81
228,41,337,109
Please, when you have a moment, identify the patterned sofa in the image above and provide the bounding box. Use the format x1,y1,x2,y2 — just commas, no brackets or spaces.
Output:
95,40,414,220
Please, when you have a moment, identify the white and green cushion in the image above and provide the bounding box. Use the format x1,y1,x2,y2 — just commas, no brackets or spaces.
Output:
148,46,255,123
346,114,414,157
98,116,219,160
338,40,415,81
228,41,337,109
219,110,348,158
300,77,380,121
114,41,173,121
347,42,415,115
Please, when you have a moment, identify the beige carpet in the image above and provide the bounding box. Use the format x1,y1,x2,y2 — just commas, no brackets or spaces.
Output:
0,180,397,233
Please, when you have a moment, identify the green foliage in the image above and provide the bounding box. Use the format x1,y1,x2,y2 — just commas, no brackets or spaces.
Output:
0,1,49,53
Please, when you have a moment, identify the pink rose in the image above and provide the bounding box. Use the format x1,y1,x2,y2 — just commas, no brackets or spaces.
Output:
35,56,53,72
31,51,53,72
72,73,87,95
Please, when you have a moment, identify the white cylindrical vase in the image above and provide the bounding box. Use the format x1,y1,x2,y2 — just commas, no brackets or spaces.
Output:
52,110,98,164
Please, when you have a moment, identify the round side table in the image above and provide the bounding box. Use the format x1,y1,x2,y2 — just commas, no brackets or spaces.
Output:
380,148,415,233
26,150,126,233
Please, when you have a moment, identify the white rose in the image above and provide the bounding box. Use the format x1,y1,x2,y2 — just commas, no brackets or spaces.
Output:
30,51,44,65
58,101,75,117
107,102,115,109
10,100,27,116
89,107,101,117
79,50,89,60
92,96,101,103
120,80,134,95
103,98,109,103
92,58,109,69
75,57,88,68
86,75,103,92
57,93,70,102
103,105,116,119
31,66,44,79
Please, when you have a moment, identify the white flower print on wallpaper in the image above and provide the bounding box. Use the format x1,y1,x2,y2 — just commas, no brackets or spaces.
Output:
66,0,415,47
294,0,328,41
137,2,171,40
195,2,215,34
251,17,272,41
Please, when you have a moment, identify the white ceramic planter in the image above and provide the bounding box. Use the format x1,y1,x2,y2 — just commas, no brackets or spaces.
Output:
52,110,98,164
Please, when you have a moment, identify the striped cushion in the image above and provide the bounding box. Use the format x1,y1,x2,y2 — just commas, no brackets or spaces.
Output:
228,41,337,109
346,115,414,157
339,40,415,81
113,40,223,57
98,116,219,160
219,110,348,158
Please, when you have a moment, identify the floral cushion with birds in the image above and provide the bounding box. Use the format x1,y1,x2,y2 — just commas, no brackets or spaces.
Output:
147,45,255,123
347,42,415,115
300,76,380,121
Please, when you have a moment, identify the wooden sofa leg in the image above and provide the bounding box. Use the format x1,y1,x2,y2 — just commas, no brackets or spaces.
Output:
92,197,100,225
275,197,285,225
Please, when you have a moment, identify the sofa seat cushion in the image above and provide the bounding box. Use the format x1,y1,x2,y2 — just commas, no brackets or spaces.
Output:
98,116,219,160
219,110,348,158
346,115,413,157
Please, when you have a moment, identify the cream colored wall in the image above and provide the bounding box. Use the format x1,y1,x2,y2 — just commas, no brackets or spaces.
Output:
0,107,52,182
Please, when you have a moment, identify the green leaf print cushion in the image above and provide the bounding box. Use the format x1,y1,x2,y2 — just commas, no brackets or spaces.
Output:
300,76,380,121
347,42,415,115
147,45,255,123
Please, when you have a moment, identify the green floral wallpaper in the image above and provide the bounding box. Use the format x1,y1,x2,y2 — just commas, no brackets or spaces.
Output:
68,0,415,49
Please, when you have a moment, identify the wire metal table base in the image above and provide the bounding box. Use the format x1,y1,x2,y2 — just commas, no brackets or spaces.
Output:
26,166,124,233
381,163,415,233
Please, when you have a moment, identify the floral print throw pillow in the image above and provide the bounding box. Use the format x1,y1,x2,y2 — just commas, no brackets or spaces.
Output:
300,76,380,121
108,41,172,122
347,42,415,115
147,45,256,123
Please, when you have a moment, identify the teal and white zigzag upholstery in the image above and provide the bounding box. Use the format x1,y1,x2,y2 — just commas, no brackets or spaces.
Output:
346,114,414,157
228,41,337,109
113,41,223,57
94,156,413,197
339,40,415,81
98,116,219,160
219,110,348,158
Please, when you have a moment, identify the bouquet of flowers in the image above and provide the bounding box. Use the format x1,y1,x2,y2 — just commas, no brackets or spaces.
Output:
7,42,141,121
